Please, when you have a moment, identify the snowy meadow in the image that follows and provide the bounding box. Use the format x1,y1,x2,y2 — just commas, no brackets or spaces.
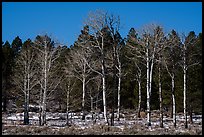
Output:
2,109,202,135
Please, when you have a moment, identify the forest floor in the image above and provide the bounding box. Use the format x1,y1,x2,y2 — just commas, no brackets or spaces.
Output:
2,109,202,135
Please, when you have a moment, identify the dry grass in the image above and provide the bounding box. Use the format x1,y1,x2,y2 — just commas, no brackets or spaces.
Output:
140,111,146,118
2,124,202,135
2,109,202,135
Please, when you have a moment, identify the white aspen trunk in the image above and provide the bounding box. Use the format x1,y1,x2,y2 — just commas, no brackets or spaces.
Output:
149,61,153,95
117,64,121,121
149,48,155,95
147,45,155,127
66,83,70,126
159,64,163,128
183,44,188,129
147,46,155,127
172,74,176,128
82,73,86,120
42,48,47,126
102,72,107,123
101,37,108,125
184,65,187,128
146,47,151,127
138,79,141,118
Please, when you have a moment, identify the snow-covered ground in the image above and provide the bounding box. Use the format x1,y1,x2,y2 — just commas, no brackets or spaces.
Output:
2,110,202,135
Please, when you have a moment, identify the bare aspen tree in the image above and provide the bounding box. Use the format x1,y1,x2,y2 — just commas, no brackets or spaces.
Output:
61,75,76,126
158,57,163,128
60,48,76,126
126,24,165,127
164,30,181,128
142,24,160,127
179,32,200,129
62,56,82,126
133,61,145,118
153,26,166,128
13,39,38,125
126,25,151,127
130,28,154,127
124,55,144,119
138,24,162,127
86,75,102,124
106,14,122,125
70,47,93,120
85,11,122,125
69,26,95,120
34,35,62,126
84,10,110,125
116,54,122,121
115,38,124,121
126,28,145,119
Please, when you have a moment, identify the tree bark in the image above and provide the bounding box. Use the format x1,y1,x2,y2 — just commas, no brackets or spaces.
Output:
101,37,108,125
111,45,117,126
117,63,121,121
146,47,151,127
149,46,155,97
172,74,176,128
137,79,141,118
23,64,29,125
39,87,43,126
24,93,29,125
82,72,86,120
66,83,70,126
158,64,163,128
184,65,187,128
41,47,48,126
189,104,193,124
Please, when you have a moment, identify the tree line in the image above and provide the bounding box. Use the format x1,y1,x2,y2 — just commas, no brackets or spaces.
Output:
2,10,202,128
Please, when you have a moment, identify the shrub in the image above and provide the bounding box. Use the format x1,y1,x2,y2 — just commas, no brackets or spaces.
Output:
140,111,146,118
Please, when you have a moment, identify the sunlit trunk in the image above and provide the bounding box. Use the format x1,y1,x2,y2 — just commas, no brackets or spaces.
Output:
183,44,188,129
101,37,108,125
149,47,155,97
82,72,86,120
102,73,107,123
146,47,151,127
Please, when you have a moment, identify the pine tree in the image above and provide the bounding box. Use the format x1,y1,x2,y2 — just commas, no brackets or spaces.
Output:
2,41,13,112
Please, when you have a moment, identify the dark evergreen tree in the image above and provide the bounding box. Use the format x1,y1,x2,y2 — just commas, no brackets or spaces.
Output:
2,41,13,112
11,36,22,58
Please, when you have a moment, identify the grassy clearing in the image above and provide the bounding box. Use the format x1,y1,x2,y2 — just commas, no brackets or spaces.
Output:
2,124,202,135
